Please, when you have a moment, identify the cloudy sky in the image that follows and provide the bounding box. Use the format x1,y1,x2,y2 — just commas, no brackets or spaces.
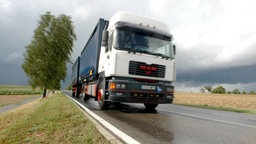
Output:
1,0,256,92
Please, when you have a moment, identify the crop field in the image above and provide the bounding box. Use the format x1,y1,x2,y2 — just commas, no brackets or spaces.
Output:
0,85,33,91
0,85,41,107
0,95,40,107
174,92,256,113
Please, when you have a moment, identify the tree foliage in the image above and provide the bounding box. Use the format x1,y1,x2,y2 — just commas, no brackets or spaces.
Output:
66,83,72,90
200,88,205,93
212,86,226,94
22,12,76,97
204,85,212,93
232,89,241,94
249,91,255,95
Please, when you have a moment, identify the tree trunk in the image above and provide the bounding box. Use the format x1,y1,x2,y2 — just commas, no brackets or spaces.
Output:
43,87,47,98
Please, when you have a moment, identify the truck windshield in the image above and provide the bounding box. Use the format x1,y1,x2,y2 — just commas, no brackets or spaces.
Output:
114,29,175,59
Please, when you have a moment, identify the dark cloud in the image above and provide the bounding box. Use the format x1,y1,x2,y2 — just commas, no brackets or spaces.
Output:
177,64,256,84
0,61,28,85
1,0,256,92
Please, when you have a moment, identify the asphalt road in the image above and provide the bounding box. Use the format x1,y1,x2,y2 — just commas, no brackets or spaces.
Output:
64,91,256,144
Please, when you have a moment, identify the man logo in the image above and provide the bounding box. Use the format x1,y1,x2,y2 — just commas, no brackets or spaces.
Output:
139,65,157,75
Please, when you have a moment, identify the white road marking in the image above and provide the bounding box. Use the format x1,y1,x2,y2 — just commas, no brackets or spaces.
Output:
158,108,256,129
65,94,140,144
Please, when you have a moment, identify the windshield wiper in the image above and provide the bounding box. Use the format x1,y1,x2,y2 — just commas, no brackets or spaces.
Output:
151,53,170,59
126,48,137,54
137,50,170,59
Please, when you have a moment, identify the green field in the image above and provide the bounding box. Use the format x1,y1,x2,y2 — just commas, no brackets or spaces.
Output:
0,85,42,95
0,85,42,107
0,85,33,90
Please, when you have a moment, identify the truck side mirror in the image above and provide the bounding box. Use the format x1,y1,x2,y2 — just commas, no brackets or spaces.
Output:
173,44,176,55
102,30,109,47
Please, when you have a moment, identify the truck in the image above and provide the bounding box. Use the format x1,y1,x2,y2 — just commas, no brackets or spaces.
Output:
71,11,176,110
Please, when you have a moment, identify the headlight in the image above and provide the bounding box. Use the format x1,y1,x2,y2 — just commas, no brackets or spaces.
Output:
116,84,121,89
121,84,126,89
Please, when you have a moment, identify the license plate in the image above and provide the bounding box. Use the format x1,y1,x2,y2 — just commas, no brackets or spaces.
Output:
141,85,156,90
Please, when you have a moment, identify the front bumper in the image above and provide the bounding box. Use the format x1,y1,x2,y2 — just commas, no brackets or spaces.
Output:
106,79,174,104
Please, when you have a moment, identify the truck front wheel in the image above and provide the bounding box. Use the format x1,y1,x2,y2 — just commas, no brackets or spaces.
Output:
97,82,109,110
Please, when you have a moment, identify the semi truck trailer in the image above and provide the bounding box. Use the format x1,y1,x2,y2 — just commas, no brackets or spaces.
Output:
71,11,176,110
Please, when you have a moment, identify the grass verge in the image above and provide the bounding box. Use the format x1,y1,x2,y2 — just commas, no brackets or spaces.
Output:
0,92,109,144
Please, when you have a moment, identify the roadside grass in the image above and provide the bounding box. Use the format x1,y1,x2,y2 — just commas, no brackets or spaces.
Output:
174,92,256,114
0,92,109,144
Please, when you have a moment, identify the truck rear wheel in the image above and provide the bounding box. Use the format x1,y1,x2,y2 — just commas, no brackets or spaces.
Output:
97,81,109,110
144,104,158,110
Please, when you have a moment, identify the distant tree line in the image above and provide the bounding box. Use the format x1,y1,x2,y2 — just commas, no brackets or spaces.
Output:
201,85,255,94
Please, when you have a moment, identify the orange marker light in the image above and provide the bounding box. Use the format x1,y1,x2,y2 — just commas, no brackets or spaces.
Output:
110,83,116,89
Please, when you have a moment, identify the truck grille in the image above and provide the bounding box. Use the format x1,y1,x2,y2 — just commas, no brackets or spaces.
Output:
129,61,165,78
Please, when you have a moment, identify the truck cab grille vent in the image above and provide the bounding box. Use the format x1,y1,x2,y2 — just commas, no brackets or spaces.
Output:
129,61,165,78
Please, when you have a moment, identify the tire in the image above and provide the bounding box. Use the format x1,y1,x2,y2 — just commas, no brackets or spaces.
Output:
82,85,89,101
144,104,158,110
76,87,80,98
83,93,90,101
97,79,109,110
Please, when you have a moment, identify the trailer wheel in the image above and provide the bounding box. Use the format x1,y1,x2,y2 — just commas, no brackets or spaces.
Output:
83,93,90,101
144,104,158,110
76,87,80,98
97,82,109,110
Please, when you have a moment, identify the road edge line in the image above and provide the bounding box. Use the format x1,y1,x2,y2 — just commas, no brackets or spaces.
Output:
65,94,140,144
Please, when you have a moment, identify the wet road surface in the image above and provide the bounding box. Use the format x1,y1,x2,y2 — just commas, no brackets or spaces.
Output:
65,92,256,144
